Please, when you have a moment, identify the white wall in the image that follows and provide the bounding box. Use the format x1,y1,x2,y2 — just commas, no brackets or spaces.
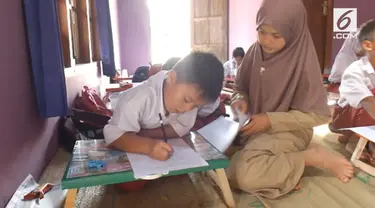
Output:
228,0,262,58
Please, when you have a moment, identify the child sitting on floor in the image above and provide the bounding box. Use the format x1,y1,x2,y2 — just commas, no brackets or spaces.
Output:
326,30,364,93
223,47,245,79
329,19,375,163
104,52,224,161
328,30,364,84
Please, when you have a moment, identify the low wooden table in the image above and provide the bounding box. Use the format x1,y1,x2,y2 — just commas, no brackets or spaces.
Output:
62,132,235,208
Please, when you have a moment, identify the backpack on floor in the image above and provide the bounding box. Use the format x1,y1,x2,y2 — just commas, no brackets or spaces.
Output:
132,66,150,83
76,86,112,117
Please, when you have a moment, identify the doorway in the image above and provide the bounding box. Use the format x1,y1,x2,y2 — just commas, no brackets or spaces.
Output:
148,0,229,64
302,0,333,73
148,0,191,64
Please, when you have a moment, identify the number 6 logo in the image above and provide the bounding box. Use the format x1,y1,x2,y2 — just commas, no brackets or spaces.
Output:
333,8,357,32
337,10,353,30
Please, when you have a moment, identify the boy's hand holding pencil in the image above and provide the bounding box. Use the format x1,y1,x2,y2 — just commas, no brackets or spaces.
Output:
146,113,174,161
148,140,174,161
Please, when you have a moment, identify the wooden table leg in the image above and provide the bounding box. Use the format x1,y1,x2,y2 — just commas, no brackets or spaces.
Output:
350,137,375,176
351,137,367,161
207,169,236,208
64,189,78,208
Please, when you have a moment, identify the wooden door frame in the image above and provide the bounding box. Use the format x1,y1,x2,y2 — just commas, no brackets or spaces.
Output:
190,0,332,69
324,0,334,73
190,0,229,61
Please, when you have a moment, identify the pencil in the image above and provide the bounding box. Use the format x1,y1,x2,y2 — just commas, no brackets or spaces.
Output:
158,113,168,143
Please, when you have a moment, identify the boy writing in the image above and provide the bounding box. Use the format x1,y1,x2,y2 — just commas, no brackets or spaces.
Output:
160,56,226,130
329,19,375,162
104,52,224,161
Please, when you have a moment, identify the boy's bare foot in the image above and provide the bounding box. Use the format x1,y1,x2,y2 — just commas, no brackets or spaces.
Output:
328,123,353,144
304,143,354,183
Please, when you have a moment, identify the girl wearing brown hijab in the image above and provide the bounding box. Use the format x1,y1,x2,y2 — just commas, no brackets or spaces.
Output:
226,0,354,199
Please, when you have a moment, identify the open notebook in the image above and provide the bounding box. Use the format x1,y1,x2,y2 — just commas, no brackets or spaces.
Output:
127,138,208,179
197,109,250,152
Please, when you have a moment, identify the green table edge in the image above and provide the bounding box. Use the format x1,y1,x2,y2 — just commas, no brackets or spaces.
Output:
61,158,229,189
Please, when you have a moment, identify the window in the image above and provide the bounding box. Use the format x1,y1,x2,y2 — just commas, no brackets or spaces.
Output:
148,0,191,64
57,0,101,67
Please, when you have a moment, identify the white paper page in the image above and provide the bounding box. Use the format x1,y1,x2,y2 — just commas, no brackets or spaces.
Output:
197,108,250,152
235,108,250,129
340,126,375,142
127,138,208,179
197,116,239,152
6,174,67,208
197,107,250,153
5,174,37,208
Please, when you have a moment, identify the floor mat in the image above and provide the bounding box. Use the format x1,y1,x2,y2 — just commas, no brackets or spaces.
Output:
40,125,375,208
257,125,375,208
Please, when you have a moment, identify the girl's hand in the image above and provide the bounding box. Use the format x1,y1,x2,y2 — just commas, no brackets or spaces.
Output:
230,98,248,120
240,113,271,137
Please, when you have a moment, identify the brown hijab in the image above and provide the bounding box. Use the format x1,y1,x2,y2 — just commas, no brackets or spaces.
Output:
235,0,330,116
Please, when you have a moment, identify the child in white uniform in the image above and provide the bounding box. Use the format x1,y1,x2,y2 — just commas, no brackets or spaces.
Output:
104,52,224,161
329,30,363,83
329,19,375,163
223,47,245,78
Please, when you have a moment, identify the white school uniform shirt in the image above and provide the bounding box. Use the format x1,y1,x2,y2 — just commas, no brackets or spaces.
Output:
104,71,218,144
329,30,362,83
197,98,220,117
338,56,375,109
223,59,237,77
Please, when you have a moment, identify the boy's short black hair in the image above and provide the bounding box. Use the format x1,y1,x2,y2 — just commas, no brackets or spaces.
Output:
173,51,224,102
358,19,375,43
232,47,245,58
162,57,181,71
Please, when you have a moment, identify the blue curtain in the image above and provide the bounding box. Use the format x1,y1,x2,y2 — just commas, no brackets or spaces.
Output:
95,0,116,77
23,0,68,117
